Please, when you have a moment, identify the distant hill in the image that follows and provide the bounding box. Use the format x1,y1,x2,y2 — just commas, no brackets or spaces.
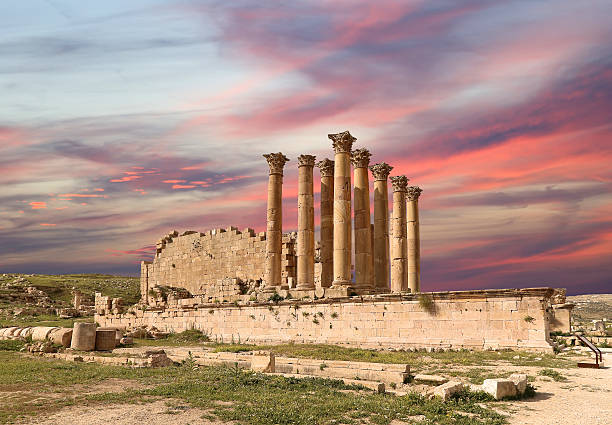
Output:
0,273,140,327
567,294,612,322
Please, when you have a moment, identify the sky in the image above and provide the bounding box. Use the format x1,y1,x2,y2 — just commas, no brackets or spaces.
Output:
1,0,611,295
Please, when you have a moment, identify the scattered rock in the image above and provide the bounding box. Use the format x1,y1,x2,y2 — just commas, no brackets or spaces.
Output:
509,373,528,394
413,374,449,385
481,379,517,400
431,381,464,401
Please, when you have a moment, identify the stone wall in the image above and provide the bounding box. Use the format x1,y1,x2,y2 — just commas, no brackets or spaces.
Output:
141,227,297,302
97,288,556,351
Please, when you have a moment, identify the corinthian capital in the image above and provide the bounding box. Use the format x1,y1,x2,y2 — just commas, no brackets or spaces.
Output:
297,154,316,167
328,130,356,154
369,162,393,180
350,148,371,168
407,186,423,201
390,175,409,192
316,158,334,177
263,152,290,175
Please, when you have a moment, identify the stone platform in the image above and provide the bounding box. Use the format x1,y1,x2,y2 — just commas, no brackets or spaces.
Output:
96,288,558,352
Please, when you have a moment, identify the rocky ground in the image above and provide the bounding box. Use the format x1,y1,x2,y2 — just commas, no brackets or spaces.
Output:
0,273,139,327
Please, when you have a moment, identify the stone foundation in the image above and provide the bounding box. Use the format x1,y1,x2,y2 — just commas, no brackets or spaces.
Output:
97,288,556,352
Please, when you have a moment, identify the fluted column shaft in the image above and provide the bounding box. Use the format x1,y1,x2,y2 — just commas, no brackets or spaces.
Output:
316,159,334,288
390,176,409,293
407,186,423,293
370,163,393,291
329,131,355,287
351,148,373,290
297,155,316,290
264,153,289,290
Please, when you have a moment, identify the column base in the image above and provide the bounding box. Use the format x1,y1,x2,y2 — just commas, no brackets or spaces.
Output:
288,289,317,299
262,285,281,293
325,286,354,298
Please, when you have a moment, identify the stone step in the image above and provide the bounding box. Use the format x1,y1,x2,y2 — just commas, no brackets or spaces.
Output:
269,372,385,393
413,374,448,385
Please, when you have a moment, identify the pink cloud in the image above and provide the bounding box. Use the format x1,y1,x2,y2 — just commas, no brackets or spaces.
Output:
39,223,56,227
172,184,196,189
163,179,187,184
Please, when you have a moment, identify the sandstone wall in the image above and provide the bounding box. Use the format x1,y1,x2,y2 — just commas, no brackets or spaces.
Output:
98,288,554,351
141,227,297,300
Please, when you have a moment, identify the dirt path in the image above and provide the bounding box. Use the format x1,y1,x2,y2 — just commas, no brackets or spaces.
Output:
506,351,611,425
30,400,225,425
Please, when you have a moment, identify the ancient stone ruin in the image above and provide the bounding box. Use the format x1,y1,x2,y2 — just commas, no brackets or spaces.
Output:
96,130,572,352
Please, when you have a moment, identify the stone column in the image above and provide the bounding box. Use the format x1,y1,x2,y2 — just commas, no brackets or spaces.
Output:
351,148,374,290
329,130,356,287
390,175,409,293
407,186,423,293
297,154,316,290
73,289,82,310
316,158,334,288
369,162,393,291
263,152,289,291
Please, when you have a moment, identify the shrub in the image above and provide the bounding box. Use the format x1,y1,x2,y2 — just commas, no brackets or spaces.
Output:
538,368,567,382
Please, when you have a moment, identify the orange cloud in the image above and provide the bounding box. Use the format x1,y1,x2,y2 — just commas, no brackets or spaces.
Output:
58,193,107,198
29,201,47,209
110,176,142,183
39,223,56,226
163,179,186,184
172,184,196,189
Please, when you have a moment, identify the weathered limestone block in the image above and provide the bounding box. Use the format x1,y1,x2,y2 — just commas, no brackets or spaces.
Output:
96,328,117,351
432,381,464,401
509,373,527,394
48,328,73,347
413,374,448,385
251,351,275,372
71,323,96,351
31,326,59,342
481,379,517,400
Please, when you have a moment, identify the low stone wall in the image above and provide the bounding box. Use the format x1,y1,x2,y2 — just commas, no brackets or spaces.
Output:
97,288,556,352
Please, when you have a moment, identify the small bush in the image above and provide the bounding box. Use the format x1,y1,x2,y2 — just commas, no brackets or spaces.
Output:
524,315,535,323
538,368,567,381
418,294,435,313
268,293,284,303
0,340,26,351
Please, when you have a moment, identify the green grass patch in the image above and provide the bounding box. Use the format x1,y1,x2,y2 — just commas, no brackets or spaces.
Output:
0,351,510,425
0,339,26,352
0,315,93,328
133,330,210,347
